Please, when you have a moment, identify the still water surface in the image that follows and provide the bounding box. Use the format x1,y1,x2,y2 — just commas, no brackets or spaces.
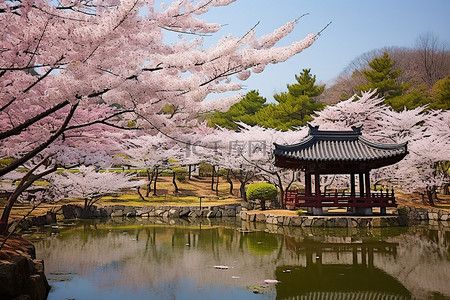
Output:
26,218,450,300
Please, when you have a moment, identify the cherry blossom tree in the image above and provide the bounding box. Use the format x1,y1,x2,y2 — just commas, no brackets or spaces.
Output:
227,124,307,207
313,91,449,206
123,133,184,196
1,0,320,176
48,166,145,210
1,0,322,232
392,110,449,205
185,123,306,206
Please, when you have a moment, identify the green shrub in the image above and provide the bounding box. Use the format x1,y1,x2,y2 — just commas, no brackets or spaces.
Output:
199,163,213,177
174,167,188,181
296,209,306,216
246,183,277,203
397,207,409,216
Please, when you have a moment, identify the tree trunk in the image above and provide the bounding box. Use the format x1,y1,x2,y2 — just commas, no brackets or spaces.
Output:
153,168,159,196
146,182,152,197
275,172,285,209
146,169,154,197
240,182,247,201
421,193,427,205
137,186,145,201
0,158,56,234
443,183,450,195
426,186,436,206
279,188,285,209
226,170,234,195
211,165,215,191
215,172,219,196
173,171,179,194
261,199,266,210
188,165,192,180
0,194,17,234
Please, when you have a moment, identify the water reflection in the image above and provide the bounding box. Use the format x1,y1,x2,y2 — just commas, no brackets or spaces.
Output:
278,236,409,299
25,218,450,300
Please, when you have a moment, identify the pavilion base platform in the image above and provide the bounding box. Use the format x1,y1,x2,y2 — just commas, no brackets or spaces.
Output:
305,207,377,216
354,207,373,216
285,191,396,216
241,210,409,228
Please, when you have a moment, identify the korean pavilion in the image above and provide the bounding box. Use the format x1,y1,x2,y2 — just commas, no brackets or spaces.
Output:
273,125,408,215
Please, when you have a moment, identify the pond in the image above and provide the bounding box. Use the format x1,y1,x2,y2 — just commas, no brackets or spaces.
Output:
25,218,450,300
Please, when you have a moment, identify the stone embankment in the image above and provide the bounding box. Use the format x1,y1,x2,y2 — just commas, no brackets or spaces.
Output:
239,210,408,228
0,235,50,300
400,206,450,223
13,203,450,231
15,212,57,231
59,203,246,219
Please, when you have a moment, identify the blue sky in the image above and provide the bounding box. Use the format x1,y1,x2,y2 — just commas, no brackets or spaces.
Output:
194,0,450,101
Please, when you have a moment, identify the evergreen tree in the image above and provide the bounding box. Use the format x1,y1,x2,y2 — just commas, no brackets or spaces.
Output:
254,69,326,130
207,90,267,130
355,53,411,110
377,76,450,111
430,75,450,110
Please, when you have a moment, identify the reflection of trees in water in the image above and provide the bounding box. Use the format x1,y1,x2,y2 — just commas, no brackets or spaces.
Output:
278,224,450,299
284,235,399,268
245,231,279,255
407,226,450,254
380,227,450,299
30,219,450,299
278,235,410,299
32,220,293,289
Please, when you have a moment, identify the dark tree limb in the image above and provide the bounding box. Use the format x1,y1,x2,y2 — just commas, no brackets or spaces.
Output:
0,101,78,177
0,156,57,234
0,100,70,140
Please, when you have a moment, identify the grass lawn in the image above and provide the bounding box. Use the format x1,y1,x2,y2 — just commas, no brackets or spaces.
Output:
1,176,244,219
2,176,449,219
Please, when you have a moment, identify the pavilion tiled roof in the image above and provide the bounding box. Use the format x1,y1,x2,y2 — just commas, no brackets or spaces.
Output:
274,125,408,164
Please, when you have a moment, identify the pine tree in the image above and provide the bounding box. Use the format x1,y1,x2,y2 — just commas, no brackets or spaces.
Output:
430,75,450,110
356,53,411,110
207,91,267,130
254,69,326,130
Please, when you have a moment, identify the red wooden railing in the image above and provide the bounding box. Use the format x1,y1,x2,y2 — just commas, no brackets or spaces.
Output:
284,189,396,208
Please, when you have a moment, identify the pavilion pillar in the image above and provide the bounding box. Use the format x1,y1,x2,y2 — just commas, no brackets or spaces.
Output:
359,173,364,198
314,172,321,197
356,172,373,216
350,174,356,197
347,173,357,213
311,172,323,215
365,171,371,197
305,171,311,196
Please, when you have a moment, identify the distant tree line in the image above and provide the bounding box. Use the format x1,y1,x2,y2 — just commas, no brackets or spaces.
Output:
208,69,326,131
209,33,449,130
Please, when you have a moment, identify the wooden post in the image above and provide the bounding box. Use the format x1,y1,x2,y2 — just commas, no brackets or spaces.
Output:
305,171,311,196
315,172,321,205
359,173,364,198
368,246,374,269
350,173,356,197
365,171,371,198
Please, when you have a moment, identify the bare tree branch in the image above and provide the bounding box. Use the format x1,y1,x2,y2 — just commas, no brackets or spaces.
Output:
0,100,70,140
0,102,78,177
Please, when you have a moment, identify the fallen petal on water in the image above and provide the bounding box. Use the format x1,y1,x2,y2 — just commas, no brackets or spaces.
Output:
213,265,229,269
264,279,279,284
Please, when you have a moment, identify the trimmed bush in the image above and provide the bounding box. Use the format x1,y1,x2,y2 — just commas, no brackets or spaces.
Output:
246,183,277,210
199,163,213,177
174,167,188,181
